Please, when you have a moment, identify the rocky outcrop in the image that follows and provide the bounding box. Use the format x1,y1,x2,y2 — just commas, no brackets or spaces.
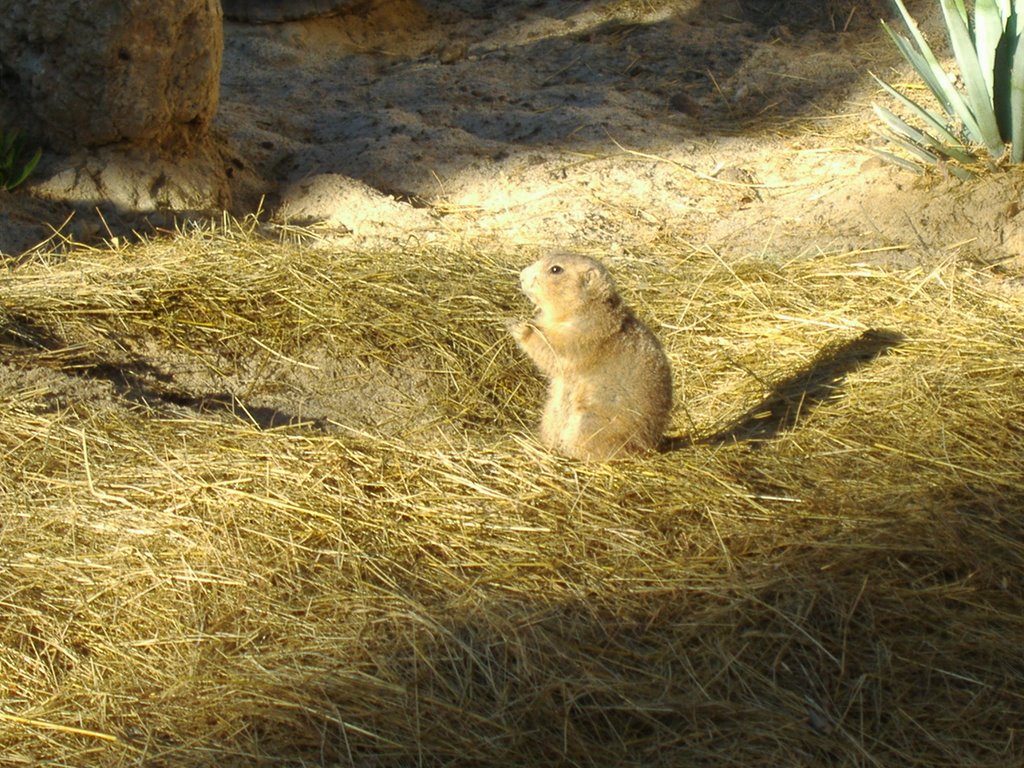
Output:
0,0,223,150
0,0,227,210
222,0,354,23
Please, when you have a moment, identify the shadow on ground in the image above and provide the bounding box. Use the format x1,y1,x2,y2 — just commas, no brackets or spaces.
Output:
664,328,906,450
0,315,322,429
208,491,1024,766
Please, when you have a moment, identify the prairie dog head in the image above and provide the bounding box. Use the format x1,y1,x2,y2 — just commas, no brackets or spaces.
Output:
519,252,618,323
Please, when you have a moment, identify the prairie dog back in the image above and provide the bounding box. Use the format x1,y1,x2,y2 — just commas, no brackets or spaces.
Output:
511,252,672,461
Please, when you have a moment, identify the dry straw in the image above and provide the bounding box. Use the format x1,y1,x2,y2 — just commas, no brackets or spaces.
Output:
1,219,1022,766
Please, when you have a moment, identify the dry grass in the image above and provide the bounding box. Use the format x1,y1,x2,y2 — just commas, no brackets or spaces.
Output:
1,219,1022,767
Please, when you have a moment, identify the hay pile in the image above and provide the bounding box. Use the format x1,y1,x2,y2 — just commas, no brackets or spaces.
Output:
1,223,1022,766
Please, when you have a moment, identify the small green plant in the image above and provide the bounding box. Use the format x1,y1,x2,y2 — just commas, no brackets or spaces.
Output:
873,0,1024,179
0,128,42,191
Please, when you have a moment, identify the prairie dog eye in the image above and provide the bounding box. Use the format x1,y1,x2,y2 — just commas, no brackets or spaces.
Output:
548,265,564,274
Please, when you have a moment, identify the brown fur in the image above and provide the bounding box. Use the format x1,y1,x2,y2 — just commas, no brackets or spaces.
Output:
510,252,673,461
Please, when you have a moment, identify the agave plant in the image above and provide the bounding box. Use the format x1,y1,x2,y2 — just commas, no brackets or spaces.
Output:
873,0,1024,179
0,129,42,191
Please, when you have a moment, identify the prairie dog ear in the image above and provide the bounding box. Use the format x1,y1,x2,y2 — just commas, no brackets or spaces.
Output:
580,265,612,298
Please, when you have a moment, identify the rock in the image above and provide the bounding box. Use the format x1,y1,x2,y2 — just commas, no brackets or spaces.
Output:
0,0,228,211
222,0,356,23
32,143,230,213
0,0,223,151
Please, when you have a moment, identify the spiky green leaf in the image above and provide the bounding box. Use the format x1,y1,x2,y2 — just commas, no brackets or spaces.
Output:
875,130,977,180
884,1,986,142
4,147,41,190
975,0,1010,99
880,130,944,165
947,0,970,25
1010,8,1024,161
945,163,977,180
940,0,1005,156
871,145,929,173
871,72,969,150
882,21,957,117
872,102,977,165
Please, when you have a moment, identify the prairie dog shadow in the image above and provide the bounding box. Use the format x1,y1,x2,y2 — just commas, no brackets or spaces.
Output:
663,328,905,451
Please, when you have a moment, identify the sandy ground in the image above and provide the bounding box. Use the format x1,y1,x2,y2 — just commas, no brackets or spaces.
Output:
204,0,1024,274
1,0,1020,274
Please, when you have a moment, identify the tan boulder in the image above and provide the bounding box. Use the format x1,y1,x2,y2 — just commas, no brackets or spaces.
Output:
0,0,228,211
0,0,223,150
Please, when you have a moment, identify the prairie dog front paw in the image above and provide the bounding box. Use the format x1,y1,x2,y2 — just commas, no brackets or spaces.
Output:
509,320,534,344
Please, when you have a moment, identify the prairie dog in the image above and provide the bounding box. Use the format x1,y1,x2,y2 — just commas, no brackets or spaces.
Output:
510,252,673,461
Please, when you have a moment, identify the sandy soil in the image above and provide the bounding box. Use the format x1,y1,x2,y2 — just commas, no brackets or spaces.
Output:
2,0,1023,276
207,0,1024,274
